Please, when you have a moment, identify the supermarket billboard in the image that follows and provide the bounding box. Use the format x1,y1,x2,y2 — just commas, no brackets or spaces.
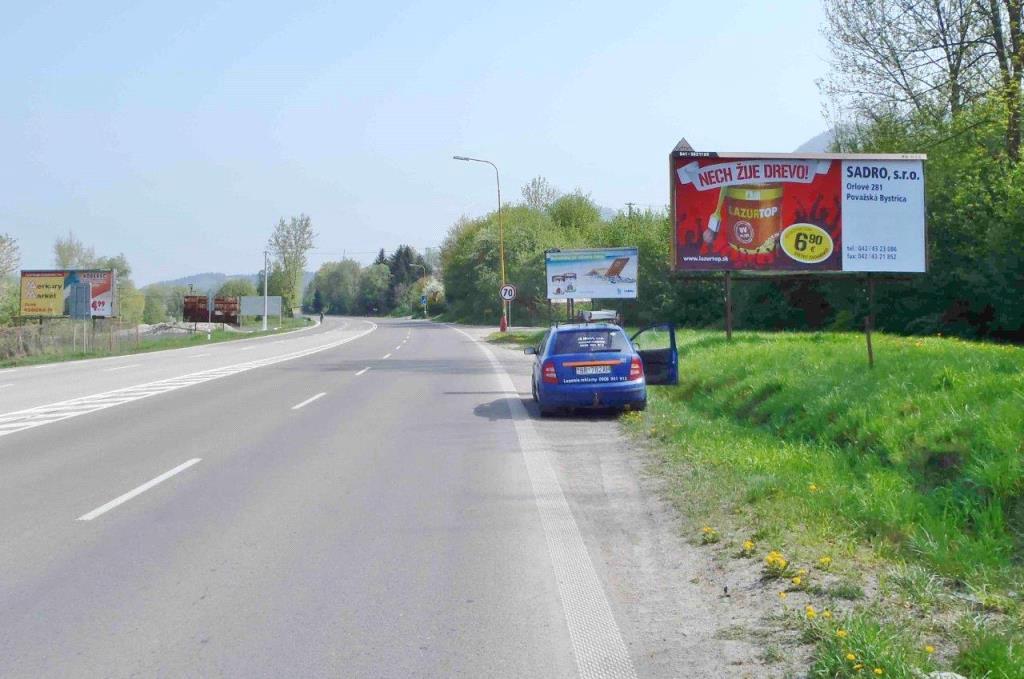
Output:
19,270,116,318
670,152,927,272
546,247,638,300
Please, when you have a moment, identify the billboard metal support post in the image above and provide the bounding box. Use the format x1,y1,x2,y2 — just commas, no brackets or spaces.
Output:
865,274,876,369
724,271,733,341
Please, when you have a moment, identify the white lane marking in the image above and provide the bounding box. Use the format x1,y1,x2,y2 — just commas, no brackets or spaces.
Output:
0,383,12,389
0,323,378,439
190,353,210,358
355,367,370,376
451,327,638,679
238,346,254,351
32,364,59,370
394,345,401,350
291,392,326,410
103,364,141,372
382,353,391,359
77,458,202,521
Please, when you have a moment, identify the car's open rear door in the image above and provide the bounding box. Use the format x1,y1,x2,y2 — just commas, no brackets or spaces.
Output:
630,324,678,385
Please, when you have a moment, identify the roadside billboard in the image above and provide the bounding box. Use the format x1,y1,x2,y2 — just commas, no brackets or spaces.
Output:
19,270,116,318
546,247,638,300
183,296,240,325
670,152,927,272
239,295,282,317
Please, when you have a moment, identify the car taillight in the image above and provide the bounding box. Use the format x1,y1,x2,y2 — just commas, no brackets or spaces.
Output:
629,356,644,380
542,360,558,384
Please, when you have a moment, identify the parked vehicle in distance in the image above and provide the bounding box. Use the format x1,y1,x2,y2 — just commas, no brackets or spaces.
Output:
525,321,677,416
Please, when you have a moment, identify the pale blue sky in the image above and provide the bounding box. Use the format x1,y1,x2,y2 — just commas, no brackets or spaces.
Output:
2,0,830,285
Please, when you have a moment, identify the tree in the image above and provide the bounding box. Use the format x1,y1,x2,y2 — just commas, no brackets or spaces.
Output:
521,176,561,210
0,234,18,278
983,0,1024,160
216,278,257,298
311,289,324,313
373,248,387,266
386,245,429,311
357,264,390,314
142,288,167,324
53,232,96,268
268,214,316,310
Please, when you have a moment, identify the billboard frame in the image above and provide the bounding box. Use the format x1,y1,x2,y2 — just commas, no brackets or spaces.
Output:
668,149,929,367
669,150,928,275
18,269,118,319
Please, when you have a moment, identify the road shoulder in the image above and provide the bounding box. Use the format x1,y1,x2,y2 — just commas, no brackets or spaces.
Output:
458,324,777,678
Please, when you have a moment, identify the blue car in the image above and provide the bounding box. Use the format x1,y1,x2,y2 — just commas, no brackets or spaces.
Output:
525,322,678,416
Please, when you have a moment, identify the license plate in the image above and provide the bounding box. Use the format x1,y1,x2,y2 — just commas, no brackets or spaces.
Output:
576,365,611,375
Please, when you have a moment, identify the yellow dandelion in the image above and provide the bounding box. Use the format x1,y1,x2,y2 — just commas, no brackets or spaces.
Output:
836,629,848,638
808,483,819,493
846,653,857,661
818,556,833,568
702,526,713,533
924,644,935,654
742,540,755,551
805,605,816,619
822,609,832,619
854,663,864,671
873,669,884,676
792,576,802,586
778,591,788,600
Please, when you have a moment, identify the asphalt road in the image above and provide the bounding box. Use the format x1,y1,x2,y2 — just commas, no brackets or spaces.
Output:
0,317,734,678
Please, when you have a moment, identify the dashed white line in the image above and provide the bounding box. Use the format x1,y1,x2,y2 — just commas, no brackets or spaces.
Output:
355,367,370,376
238,346,255,351
0,323,378,439
291,392,327,410
382,353,391,359
190,353,210,358
76,458,202,521
394,345,401,350
103,364,141,372
0,383,12,389
32,364,59,370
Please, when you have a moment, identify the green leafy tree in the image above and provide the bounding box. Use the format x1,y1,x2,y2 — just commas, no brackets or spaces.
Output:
357,264,390,315
142,288,167,324
216,278,257,298
268,215,316,310
53,232,96,268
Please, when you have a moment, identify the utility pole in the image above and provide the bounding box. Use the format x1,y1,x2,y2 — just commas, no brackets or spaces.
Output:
262,250,269,331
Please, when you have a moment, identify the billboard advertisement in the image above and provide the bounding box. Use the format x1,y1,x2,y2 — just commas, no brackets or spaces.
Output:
183,296,240,325
240,295,283,317
671,152,927,272
546,247,638,300
19,270,116,318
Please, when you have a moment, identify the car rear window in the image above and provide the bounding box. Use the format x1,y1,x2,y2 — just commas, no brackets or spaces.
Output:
551,330,629,355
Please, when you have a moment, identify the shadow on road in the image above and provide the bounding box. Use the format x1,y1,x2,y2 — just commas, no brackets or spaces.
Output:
473,397,624,422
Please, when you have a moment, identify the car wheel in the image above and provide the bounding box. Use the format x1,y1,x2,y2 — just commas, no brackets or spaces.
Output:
531,378,538,402
538,403,557,417
631,400,647,412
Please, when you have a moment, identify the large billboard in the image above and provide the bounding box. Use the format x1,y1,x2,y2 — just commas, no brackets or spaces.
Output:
671,152,927,272
183,296,240,325
546,247,638,300
19,270,116,318
239,295,283,317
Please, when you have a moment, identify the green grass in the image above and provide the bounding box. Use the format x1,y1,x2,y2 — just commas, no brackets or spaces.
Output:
621,328,1024,676
486,329,546,346
0,317,312,368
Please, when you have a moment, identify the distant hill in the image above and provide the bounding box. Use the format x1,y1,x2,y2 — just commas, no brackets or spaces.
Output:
148,271,314,293
794,129,836,153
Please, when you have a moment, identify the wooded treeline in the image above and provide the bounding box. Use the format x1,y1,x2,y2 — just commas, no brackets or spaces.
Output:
439,2,1023,340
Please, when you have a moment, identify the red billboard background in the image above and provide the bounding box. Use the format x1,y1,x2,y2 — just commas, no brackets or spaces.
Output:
672,154,844,271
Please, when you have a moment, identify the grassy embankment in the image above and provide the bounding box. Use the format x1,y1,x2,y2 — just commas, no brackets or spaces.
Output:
0,317,312,369
492,327,1024,677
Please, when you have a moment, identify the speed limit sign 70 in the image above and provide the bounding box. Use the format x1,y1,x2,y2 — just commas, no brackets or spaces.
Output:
499,284,517,301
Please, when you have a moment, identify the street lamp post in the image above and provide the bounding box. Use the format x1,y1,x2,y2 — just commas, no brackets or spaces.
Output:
453,155,508,331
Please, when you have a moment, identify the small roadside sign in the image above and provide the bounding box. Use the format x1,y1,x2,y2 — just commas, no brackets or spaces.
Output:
499,284,517,301
420,294,427,305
